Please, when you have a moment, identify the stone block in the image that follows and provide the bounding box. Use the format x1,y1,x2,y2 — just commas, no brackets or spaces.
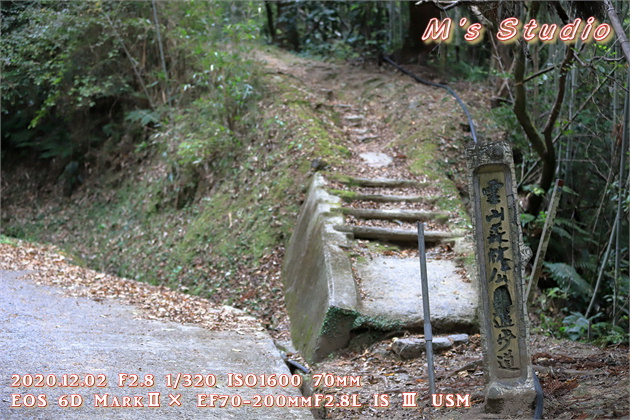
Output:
392,335,465,360
447,333,470,345
391,338,425,359
431,336,453,351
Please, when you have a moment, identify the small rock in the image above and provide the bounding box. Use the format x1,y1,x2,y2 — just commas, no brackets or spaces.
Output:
391,338,425,359
310,158,328,171
372,347,390,359
358,135,379,143
432,336,453,351
392,336,458,359
320,89,334,100
359,152,393,168
395,373,413,384
370,342,391,359
447,333,470,345
351,127,369,135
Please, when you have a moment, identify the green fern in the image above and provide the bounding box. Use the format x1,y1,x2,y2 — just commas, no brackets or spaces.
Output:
125,109,161,127
552,226,572,240
543,261,593,300
554,217,595,243
574,255,598,273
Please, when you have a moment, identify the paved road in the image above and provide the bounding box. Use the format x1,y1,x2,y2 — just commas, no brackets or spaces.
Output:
0,270,313,419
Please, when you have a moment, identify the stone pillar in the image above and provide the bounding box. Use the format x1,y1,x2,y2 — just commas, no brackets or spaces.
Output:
466,141,537,416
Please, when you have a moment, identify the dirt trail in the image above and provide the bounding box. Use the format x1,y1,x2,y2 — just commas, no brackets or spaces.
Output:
258,50,429,179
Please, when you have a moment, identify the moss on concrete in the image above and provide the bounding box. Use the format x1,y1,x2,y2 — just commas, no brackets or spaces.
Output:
353,314,405,331
327,173,362,187
320,306,359,337
328,189,359,202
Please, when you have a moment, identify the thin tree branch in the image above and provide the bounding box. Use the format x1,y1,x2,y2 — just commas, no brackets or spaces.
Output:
553,1,570,24
543,47,574,141
421,0,460,12
586,217,618,319
489,32,515,103
152,0,171,114
102,11,155,110
514,45,546,158
512,0,543,156
593,56,626,63
552,66,618,145
523,65,557,83
517,159,541,189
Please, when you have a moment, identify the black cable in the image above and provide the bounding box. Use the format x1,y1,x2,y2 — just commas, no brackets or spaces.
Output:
285,359,310,375
280,352,311,375
380,54,478,143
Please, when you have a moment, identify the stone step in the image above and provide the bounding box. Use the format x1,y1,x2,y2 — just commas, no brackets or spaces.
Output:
334,225,462,243
359,152,392,167
282,174,476,362
330,189,437,204
343,114,365,126
353,256,477,332
331,174,429,189
357,135,379,143
340,208,449,224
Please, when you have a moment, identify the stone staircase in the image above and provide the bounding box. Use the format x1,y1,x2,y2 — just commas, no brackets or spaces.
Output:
282,172,478,362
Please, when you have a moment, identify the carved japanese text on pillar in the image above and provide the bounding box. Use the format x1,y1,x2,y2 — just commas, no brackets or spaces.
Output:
479,170,521,378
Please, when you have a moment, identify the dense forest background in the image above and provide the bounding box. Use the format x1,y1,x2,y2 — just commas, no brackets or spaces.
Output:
1,1,628,345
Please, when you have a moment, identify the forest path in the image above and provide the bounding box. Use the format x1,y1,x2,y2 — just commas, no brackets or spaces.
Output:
258,50,427,180
260,47,480,359
254,50,629,420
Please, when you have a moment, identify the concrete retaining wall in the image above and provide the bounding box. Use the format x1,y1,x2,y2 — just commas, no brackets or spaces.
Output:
282,174,360,361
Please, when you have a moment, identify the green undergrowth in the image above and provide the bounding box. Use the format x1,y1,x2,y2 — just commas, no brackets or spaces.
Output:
2,46,349,313
0,235,18,246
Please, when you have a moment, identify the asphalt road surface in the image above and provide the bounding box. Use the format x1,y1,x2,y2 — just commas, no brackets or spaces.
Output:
1,270,313,419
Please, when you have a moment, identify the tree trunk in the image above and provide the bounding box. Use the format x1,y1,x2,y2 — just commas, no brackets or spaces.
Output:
275,2,300,51
513,41,574,215
400,1,441,63
264,2,276,43
603,0,630,64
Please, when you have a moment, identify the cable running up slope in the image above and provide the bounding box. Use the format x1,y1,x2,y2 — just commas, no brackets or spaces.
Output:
380,54,478,144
